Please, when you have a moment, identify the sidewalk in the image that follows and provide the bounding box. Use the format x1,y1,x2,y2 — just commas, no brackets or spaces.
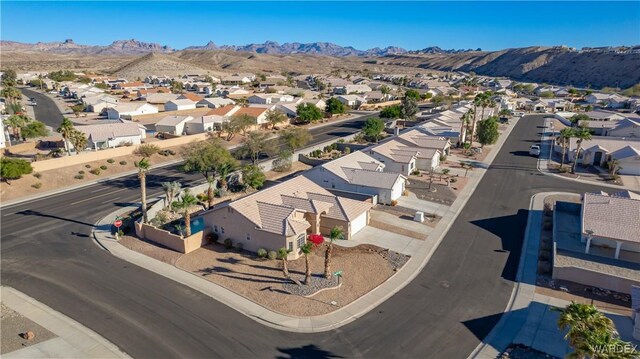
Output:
469,192,639,358
92,117,521,333
1,287,130,359
537,118,639,191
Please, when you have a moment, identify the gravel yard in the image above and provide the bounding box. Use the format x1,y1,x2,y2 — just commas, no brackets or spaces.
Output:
1,303,57,354
121,234,409,317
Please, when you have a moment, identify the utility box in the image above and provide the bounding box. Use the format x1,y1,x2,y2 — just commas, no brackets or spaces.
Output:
414,211,424,223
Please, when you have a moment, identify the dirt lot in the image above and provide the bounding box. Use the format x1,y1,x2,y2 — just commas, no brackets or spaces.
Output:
120,236,407,317
1,303,57,354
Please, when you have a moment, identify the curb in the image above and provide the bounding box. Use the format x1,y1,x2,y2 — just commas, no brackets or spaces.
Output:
1,286,131,359
92,117,522,333
468,191,570,358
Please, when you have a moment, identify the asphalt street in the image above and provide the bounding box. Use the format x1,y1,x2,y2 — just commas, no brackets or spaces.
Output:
1,110,610,358
19,87,65,129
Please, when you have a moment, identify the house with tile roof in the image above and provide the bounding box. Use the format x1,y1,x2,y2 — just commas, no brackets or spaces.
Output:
202,176,372,259
164,99,197,112
75,121,146,150
185,114,226,135
106,103,158,120
205,104,241,117
304,151,407,205
177,93,204,103
581,192,640,259
367,140,419,176
233,105,274,125
196,97,236,109
559,136,640,175
155,115,194,135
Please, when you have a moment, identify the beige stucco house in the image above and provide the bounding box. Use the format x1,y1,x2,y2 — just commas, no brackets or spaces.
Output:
202,176,372,259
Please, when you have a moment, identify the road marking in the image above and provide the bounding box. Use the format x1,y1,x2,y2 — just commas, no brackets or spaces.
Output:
102,197,122,204
69,188,128,206
90,187,112,193
2,212,17,217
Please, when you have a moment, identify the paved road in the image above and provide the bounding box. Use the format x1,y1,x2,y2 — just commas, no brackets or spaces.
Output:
19,87,64,129
1,115,608,358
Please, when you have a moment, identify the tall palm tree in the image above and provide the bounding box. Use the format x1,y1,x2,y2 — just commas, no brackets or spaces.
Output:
278,247,302,286
70,130,87,154
56,117,75,156
553,302,618,359
571,127,592,174
206,175,217,209
161,181,181,210
300,241,314,284
558,127,574,169
324,226,344,278
470,94,484,145
216,161,236,192
136,158,151,223
460,110,473,145
0,86,21,105
5,114,28,140
173,189,198,236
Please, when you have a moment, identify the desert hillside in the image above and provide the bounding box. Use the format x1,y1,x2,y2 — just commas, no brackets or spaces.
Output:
378,47,640,89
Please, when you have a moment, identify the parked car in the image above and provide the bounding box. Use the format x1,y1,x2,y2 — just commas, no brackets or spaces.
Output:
529,144,541,157
30,97,37,106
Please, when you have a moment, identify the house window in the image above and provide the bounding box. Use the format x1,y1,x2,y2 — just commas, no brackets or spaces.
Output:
214,225,218,233
288,242,293,251
221,227,225,234
297,234,305,249
402,165,405,172
246,233,251,241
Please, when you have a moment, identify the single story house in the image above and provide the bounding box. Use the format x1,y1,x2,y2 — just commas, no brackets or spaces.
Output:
202,176,373,259
145,93,180,105
560,136,640,175
155,115,194,135
196,97,235,109
185,115,226,135
336,95,366,108
334,84,372,95
177,93,204,103
164,99,197,112
106,103,159,119
75,121,146,150
83,94,119,113
368,140,419,176
233,106,272,125
581,192,640,258
205,104,241,117
607,118,640,138
304,151,407,205
247,94,295,105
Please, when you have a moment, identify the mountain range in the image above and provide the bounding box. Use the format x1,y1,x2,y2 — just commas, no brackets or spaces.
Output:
0,39,478,57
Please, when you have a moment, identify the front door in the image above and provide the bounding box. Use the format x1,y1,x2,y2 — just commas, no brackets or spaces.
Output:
593,151,603,166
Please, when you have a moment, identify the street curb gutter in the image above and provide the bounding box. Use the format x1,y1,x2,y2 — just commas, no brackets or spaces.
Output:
92,118,520,333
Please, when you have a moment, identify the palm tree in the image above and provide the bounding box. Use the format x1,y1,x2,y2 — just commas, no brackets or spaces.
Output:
300,241,314,284
558,127,575,169
69,130,87,153
470,94,484,145
173,189,198,236
571,127,592,174
0,86,21,105
278,247,301,286
324,226,344,278
5,114,28,140
206,175,217,209
460,110,473,145
136,158,151,223
216,161,236,192
56,117,75,156
553,302,618,359
161,181,181,211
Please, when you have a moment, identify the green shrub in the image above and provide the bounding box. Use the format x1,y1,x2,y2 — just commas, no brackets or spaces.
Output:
159,149,176,156
78,170,85,174
100,165,107,170
344,147,351,154
107,159,115,164
74,174,84,180
450,177,458,183
31,182,42,189
89,168,101,175
411,170,420,175
223,238,233,249
119,160,127,165
439,155,447,162
236,242,244,252
257,248,267,258
85,164,91,168
267,250,277,260
207,233,219,243
33,172,42,179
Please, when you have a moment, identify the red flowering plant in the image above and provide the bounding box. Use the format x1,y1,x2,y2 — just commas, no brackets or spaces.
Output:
308,233,325,247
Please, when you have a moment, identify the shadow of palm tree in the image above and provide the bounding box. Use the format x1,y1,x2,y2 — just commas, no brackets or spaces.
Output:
277,344,344,359
15,209,94,227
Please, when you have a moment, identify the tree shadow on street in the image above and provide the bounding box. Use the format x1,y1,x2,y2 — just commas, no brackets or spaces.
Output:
277,344,345,359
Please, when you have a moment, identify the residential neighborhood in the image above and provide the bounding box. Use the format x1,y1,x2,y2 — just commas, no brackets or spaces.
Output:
1,2,639,359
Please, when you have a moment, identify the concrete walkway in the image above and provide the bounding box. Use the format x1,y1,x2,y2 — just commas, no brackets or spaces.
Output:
93,117,521,333
537,118,640,192
1,287,130,359
469,192,639,358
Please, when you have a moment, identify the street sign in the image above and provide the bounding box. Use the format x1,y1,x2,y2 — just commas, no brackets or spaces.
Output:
334,270,343,277
114,220,123,228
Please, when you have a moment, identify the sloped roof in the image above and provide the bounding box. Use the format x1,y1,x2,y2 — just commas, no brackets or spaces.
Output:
76,122,142,142
610,145,640,160
582,192,640,244
156,115,193,126
227,176,371,235
343,168,403,190
256,202,309,236
206,105,239,116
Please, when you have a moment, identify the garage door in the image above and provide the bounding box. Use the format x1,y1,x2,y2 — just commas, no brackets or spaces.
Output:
350,212,368,237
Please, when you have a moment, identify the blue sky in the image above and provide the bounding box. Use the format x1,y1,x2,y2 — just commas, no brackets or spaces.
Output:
2,1,639,50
